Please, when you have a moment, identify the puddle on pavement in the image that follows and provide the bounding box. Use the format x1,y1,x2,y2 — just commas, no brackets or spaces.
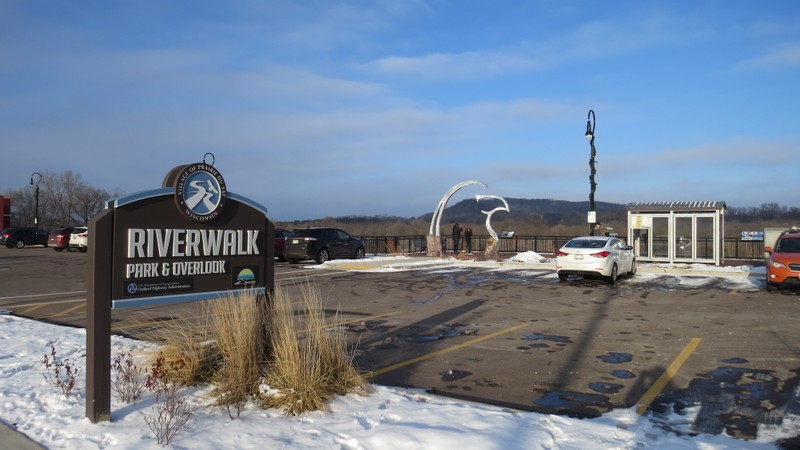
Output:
533,391,611,418
650,365,800,440
610,369,636,379
596,352,633,364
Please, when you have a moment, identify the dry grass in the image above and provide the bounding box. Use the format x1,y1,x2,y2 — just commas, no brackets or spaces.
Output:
206,289,267,417
139,284,367,417
261,282,369,415
140,311,219,386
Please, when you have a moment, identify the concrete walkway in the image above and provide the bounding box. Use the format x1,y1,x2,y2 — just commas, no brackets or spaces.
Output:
0,423,45,449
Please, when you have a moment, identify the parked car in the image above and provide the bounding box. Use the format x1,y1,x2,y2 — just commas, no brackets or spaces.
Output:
1,227,49,248
274,228,291,261
48,227,76,252
284,227,365,264
764,231,800,291
555,236,636,284
68,227,89,253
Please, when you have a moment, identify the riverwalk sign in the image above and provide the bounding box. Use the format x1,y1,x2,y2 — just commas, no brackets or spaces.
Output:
86,161,275,423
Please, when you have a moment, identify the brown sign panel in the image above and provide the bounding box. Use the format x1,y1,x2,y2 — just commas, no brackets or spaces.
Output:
108,188,273,308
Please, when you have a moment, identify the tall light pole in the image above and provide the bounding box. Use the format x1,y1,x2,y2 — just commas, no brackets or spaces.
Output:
585,110,597,235
30,172,42,228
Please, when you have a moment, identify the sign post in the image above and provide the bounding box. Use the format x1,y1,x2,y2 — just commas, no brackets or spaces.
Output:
86,161,274,422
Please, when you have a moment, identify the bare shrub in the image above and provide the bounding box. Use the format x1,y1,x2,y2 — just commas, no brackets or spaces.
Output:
206,289,266,418
111,350,146,403
42,344,79,396
261,282,369,415
144,354,196,446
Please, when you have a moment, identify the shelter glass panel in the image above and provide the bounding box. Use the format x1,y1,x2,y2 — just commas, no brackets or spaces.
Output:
652,217,669,259
675,216,693,260
696,216,715,260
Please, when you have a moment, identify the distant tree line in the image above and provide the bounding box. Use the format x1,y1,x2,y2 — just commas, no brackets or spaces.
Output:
3,171,119,230
3,173,798,237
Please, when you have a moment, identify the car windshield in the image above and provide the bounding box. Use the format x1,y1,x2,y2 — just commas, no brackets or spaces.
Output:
565,238,609,249
776,237,800,253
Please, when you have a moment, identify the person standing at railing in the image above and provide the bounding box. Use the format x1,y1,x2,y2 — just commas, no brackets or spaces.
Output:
464,227,473,254
452,223,462,253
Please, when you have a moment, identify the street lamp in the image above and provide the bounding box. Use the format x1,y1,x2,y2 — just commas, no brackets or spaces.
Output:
30,172,42,227
585,110,597,235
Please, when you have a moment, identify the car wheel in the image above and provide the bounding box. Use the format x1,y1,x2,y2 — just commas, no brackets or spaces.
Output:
315,249,330,264
14,240,25,249
557,273,568,282
607,264,618,285
79,247,88,253
628,259,637,277
354,247,365,259
287,258,300,264
54,248,64,252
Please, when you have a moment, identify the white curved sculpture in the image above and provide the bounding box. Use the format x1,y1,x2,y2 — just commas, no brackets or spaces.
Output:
429,180,488,236
476,194,510,241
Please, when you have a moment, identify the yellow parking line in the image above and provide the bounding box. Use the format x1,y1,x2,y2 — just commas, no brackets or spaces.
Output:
365,322,529,379
53,302,86,318
17,303,47,315
636,337,702,415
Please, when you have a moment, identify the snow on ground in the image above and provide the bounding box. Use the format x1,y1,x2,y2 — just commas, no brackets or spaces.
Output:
1,254,796,449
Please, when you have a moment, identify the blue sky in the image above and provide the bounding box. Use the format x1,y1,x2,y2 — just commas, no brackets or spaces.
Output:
2,1,799,221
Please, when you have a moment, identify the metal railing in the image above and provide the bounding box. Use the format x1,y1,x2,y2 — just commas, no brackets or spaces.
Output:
359,235,766,261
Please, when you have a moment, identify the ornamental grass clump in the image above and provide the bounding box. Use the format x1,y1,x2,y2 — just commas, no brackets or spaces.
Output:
206,289,266,418
261,282,369,415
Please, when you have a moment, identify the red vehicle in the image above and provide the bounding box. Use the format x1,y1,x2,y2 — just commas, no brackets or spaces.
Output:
274,228,291,261
48,227,75,252
765,231,800,291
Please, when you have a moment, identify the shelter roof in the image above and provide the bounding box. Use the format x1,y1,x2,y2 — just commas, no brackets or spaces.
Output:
626,201,726,212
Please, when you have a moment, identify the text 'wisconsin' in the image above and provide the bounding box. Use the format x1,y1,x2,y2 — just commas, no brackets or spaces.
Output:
127,228,260,258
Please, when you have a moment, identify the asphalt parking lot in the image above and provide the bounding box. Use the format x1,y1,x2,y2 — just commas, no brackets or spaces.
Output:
1,247,799,441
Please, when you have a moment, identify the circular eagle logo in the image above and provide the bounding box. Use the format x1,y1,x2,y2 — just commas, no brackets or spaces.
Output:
174,163,227,222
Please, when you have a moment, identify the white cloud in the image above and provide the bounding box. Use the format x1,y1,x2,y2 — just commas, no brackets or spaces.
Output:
736,43,800,70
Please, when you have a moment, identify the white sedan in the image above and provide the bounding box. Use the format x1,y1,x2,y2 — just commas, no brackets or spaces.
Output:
555,236,636,284
68,227,88,253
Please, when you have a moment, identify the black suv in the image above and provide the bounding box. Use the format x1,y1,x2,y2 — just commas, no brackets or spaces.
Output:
283,227,365,264
1,228,50,248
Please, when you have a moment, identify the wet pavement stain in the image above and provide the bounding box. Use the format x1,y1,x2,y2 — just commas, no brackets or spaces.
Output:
414,269,550,305
521,333,573,344
533,391,612,418
610,369,636,379
650,366,800,440
596,352,633,364
588,382,625,394
401,335,440,343
720,357,750,364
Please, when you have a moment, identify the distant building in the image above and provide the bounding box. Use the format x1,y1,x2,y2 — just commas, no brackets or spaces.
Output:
0,195,10,229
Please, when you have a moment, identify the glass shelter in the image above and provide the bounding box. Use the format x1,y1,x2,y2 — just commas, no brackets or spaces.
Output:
627,201,726,265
